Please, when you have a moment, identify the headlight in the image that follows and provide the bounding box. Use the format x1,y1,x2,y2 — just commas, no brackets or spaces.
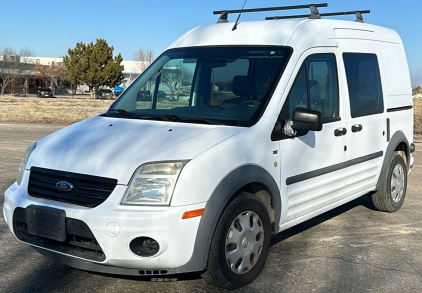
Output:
121,161,187,206
16,142,37,185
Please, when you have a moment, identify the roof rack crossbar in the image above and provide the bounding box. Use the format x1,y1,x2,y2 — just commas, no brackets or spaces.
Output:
214,3,328,23
213,3,328,15
266,10,370,22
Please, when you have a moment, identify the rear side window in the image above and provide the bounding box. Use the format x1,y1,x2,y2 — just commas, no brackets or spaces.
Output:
281,54,339,123
343,53,384,118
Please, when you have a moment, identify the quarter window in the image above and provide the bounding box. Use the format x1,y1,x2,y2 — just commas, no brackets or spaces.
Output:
343,53,384,118
281,54,339,122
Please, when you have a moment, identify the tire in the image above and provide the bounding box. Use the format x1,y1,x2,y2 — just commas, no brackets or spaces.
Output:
371,151,407,212
201,192,271,289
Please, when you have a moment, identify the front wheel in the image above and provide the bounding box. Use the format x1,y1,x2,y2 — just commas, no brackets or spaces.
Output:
202,192,271,289
372,151,407,212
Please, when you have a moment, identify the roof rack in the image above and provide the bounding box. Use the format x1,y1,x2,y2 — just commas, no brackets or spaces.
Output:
266,10,371,23
213,3,370,24
213,3,328,23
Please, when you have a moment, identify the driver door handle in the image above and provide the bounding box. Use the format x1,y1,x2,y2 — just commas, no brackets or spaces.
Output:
334,127,347,137
352,124,363,132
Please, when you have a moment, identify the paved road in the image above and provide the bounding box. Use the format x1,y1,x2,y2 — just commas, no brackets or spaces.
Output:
1,122,422,293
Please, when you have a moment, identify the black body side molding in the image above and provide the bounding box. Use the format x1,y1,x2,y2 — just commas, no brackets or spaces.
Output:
286,151,383,185
387,106,413,112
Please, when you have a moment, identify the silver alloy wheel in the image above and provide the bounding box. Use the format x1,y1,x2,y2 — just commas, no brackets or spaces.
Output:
391,163,405,203
225,211,264,274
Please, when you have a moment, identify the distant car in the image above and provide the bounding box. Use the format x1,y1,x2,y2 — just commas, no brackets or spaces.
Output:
114,86,124,97
37,88,54,98
96,88,113,100
157,91,166,99
137,90,151,101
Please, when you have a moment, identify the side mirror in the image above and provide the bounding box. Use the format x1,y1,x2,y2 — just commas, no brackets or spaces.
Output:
271,107,323,141
292,107,322,131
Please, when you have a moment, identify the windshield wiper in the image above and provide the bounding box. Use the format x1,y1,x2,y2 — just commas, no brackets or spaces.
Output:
107,110,173,122
107,109,142,119
107,110,220,125
161,114,220,125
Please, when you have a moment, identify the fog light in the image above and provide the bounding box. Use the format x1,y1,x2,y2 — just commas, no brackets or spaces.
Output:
130,237,160,257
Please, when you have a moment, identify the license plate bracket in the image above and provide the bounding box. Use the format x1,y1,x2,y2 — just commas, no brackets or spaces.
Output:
26,205,66,242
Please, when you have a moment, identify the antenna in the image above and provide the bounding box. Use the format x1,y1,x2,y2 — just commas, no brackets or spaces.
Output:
232,0,248,31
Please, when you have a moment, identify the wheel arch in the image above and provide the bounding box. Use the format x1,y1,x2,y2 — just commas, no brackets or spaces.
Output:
175,164,281,274
376,131,409,190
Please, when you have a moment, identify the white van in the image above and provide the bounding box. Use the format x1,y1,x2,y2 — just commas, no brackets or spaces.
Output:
3,4,415,289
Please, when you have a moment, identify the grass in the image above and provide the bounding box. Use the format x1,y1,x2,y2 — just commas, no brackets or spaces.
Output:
1,96,422,135
0,96,113,124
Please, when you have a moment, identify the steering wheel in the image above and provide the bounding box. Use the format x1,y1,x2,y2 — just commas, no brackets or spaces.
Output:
240,99,260,108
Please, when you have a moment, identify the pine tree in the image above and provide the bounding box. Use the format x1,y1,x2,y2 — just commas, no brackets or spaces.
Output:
63,39,124,98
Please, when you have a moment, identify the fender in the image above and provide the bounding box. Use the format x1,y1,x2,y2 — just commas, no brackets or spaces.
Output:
375,131,409,190
175,164,281,273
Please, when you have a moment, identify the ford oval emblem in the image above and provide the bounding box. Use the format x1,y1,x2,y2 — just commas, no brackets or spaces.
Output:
56,181,74,192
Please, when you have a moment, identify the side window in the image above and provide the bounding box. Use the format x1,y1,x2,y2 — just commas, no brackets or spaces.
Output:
281,54,339,122
343,53,383,118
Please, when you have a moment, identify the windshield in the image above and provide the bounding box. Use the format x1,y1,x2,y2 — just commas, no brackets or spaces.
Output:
108,46,291,126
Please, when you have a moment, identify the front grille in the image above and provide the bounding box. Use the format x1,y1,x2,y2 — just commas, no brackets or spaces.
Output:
13,207,105,261
28,167,118,208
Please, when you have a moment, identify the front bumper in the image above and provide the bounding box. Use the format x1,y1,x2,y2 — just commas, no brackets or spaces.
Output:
32,246,175,276
4,174,206,274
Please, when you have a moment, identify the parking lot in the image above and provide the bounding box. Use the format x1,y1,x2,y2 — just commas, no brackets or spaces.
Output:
1,122,422,293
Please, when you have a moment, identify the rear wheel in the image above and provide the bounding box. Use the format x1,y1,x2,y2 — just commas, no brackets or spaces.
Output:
372,151,407,212
202,192,271,289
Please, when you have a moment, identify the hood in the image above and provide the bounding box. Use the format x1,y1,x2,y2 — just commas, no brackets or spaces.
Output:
27,116,245,184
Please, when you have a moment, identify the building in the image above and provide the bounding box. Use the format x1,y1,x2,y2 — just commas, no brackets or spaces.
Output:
0,55,146,95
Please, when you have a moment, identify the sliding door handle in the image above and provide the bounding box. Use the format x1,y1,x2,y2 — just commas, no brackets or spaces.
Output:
334,127,347,136
352,124,363,132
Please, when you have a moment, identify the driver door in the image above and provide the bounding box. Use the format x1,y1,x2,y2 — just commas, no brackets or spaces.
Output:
276,49,349,224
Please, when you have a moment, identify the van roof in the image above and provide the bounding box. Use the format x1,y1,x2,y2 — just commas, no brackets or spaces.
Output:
168,19,402,52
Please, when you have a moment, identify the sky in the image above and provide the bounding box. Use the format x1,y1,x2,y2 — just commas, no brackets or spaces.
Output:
2,0,421,84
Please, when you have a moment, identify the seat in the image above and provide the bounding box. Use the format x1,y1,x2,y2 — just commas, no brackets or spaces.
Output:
220,75,256,108
232,75,255,98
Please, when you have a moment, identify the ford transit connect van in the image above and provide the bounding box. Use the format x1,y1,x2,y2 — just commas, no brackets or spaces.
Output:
3,4,415,289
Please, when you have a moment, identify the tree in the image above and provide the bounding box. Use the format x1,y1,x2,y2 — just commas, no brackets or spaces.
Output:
412,85,422,96
0,47,33,95
161,63,193,98
63,39,124,98
34,62,70,93
133,48,154,74
161,67,182,98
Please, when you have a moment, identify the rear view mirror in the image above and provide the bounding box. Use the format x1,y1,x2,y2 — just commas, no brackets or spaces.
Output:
292,107,322,131
204,58,228,68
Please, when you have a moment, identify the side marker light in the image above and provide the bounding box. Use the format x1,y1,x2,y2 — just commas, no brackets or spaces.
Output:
182,208,205,219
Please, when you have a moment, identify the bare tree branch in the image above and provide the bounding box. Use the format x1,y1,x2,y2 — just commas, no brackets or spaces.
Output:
133,48,154,73
34,62,70,93
0,47,34,95
0,47,19,95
